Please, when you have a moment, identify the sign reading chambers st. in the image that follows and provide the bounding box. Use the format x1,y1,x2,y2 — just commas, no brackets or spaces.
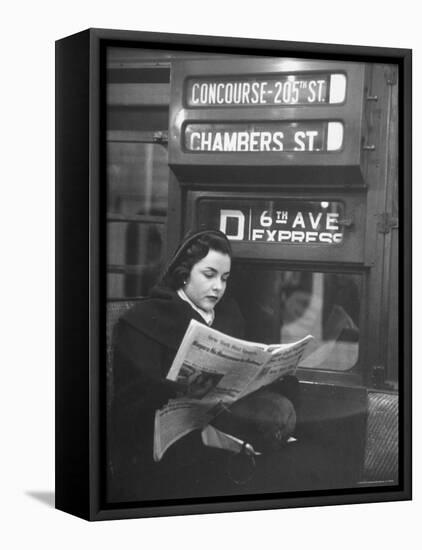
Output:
184,121,344,153
198,199,345,245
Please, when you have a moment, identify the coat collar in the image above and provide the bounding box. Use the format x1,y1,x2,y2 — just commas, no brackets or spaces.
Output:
121,284,244,350
122,286,206,350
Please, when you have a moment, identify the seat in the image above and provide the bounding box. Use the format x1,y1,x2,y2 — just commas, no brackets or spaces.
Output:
363,391,399,483
106,299,139,407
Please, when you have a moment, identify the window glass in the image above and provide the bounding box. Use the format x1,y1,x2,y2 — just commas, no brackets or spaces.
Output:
107,142,168,216
228,267,361,371
107,141,169,298
106,52,171,300
107,221,166,298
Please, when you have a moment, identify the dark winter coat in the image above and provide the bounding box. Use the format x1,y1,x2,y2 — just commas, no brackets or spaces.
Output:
109,285,246,501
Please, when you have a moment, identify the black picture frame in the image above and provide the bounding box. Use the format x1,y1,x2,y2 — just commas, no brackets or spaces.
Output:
55,28,412,521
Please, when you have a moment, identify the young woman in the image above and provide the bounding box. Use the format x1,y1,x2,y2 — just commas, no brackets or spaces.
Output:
109,230,298,502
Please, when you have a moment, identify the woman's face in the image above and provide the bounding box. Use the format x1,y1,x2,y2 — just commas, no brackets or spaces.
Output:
184,249,231,312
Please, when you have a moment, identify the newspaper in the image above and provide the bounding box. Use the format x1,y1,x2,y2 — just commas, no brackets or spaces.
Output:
153,319,312,461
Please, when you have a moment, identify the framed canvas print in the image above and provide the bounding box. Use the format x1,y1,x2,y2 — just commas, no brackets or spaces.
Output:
55,28,412,520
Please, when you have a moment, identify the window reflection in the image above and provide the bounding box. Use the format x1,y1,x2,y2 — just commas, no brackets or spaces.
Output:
107,142,168,216
229,267,360,371
107,142,169,298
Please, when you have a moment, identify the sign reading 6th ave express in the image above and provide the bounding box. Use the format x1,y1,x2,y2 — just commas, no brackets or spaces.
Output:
197,199,345,245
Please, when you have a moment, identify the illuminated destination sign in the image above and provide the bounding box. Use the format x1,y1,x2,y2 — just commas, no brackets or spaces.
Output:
185,73,346,107
184,121,344,153
198,199,345,245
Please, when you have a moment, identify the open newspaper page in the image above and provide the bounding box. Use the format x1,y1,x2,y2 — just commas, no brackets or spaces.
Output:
153,398,217,462
167,320,271,400
238,335,313,397
153,320,312,461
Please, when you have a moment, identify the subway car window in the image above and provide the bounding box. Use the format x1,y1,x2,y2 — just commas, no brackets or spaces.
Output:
228,267,361,371
106,50,170,299
107,142,168,298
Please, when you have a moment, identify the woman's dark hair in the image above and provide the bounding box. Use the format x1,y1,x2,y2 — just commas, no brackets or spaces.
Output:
162,230,232,290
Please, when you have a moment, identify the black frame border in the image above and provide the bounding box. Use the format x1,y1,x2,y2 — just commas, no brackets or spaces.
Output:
55,28,412,521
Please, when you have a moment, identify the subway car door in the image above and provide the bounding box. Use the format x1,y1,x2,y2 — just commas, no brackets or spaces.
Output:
166,57,399,490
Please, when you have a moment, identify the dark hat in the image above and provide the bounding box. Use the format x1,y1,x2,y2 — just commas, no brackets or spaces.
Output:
160,229,231,284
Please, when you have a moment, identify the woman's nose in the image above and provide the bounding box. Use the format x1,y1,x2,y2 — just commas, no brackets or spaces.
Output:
213,278,223,291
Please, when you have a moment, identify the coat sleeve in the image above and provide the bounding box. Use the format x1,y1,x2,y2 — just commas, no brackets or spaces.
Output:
110,317,212,480
112,319,180,413
110,319,183,469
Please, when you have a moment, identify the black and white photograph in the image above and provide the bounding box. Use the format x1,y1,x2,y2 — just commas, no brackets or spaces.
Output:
101,40,409,509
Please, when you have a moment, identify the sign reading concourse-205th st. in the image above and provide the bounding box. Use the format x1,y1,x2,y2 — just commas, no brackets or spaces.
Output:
198,199,345,245
185,73,347,107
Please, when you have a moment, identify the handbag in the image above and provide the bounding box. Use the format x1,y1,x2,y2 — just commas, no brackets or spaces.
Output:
211,386,297,454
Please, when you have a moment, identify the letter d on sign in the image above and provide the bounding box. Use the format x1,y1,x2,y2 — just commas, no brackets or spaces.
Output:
219,210,245,241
